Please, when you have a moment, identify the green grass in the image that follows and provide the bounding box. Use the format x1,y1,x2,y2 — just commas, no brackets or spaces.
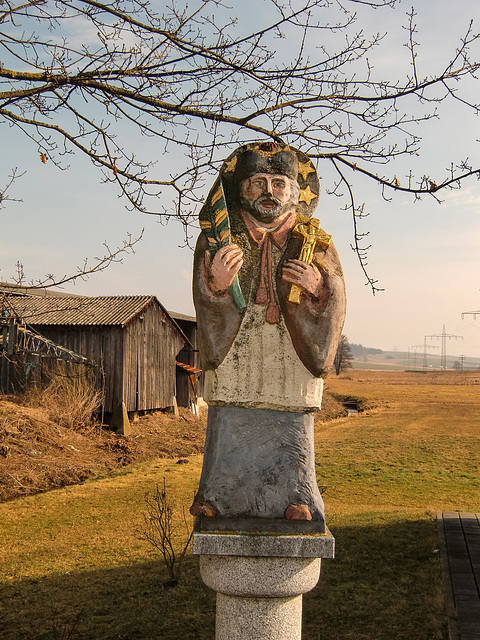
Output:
1,374,479,639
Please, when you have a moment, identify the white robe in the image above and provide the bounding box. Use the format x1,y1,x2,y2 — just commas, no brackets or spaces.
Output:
204,303,324,412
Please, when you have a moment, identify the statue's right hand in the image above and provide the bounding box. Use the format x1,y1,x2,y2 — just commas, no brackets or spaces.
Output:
205,244,244,295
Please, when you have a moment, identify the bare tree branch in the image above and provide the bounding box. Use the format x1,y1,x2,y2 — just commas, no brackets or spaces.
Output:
1,0,479,287
0,167,24,209
330,157,384,294
9,230,144,289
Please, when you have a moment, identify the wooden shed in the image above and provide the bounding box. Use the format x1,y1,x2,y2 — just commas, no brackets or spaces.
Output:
3,292,191,414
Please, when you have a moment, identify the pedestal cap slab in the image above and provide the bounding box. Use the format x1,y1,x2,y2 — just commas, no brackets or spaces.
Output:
192,529,335,559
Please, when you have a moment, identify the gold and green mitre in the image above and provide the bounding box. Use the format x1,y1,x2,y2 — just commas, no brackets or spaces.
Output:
199,141,322,312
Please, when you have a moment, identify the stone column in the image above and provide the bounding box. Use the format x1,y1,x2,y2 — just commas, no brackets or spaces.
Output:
193,530,334,640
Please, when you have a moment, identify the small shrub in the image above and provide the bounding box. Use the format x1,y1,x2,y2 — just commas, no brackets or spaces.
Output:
142,479,193,587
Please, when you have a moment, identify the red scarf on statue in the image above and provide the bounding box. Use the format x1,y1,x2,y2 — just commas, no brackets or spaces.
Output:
241,210,296,325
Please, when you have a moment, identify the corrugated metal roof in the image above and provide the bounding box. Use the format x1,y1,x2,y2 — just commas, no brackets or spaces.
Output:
3,294,159,327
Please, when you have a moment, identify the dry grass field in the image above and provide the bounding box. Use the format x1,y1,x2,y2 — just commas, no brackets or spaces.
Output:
302,370,480,639
0,369,479,639
0,399,207,502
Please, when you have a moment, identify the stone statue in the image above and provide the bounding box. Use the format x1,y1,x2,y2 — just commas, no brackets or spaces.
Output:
190,141,346,532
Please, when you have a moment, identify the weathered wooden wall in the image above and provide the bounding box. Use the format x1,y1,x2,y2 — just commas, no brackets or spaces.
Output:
34,325,124,413
123,303,185,412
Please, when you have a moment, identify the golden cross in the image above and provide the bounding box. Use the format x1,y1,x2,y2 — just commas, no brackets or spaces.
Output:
288,216,332,304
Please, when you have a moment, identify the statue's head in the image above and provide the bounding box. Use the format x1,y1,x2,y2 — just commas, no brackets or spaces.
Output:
233,143,299,223
219,142,320,223
198,142,320,242
238,173,300,223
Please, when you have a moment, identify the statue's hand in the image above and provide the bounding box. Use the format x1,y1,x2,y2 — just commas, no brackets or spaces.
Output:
205,244,244,295
282,260,323,297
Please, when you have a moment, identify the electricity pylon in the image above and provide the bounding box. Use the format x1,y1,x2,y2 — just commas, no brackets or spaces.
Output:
410,345,423,369
462,289,479,321
418,340,439,370
427,325,463,370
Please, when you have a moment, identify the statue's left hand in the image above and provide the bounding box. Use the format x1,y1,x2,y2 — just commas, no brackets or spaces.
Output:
282,260,323,297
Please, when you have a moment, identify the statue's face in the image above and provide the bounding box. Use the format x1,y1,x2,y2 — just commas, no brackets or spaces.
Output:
240,173,298,223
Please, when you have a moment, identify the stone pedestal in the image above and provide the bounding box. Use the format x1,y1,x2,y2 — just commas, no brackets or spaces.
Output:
193,529,334,640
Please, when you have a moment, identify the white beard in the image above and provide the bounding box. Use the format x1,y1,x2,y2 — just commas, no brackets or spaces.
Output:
240,194,296,223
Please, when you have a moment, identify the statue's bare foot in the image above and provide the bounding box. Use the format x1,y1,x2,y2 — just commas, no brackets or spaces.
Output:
285,504,312,521
190,501,216,517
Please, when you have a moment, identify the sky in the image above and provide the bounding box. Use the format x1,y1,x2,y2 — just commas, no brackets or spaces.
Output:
1,0,480,360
